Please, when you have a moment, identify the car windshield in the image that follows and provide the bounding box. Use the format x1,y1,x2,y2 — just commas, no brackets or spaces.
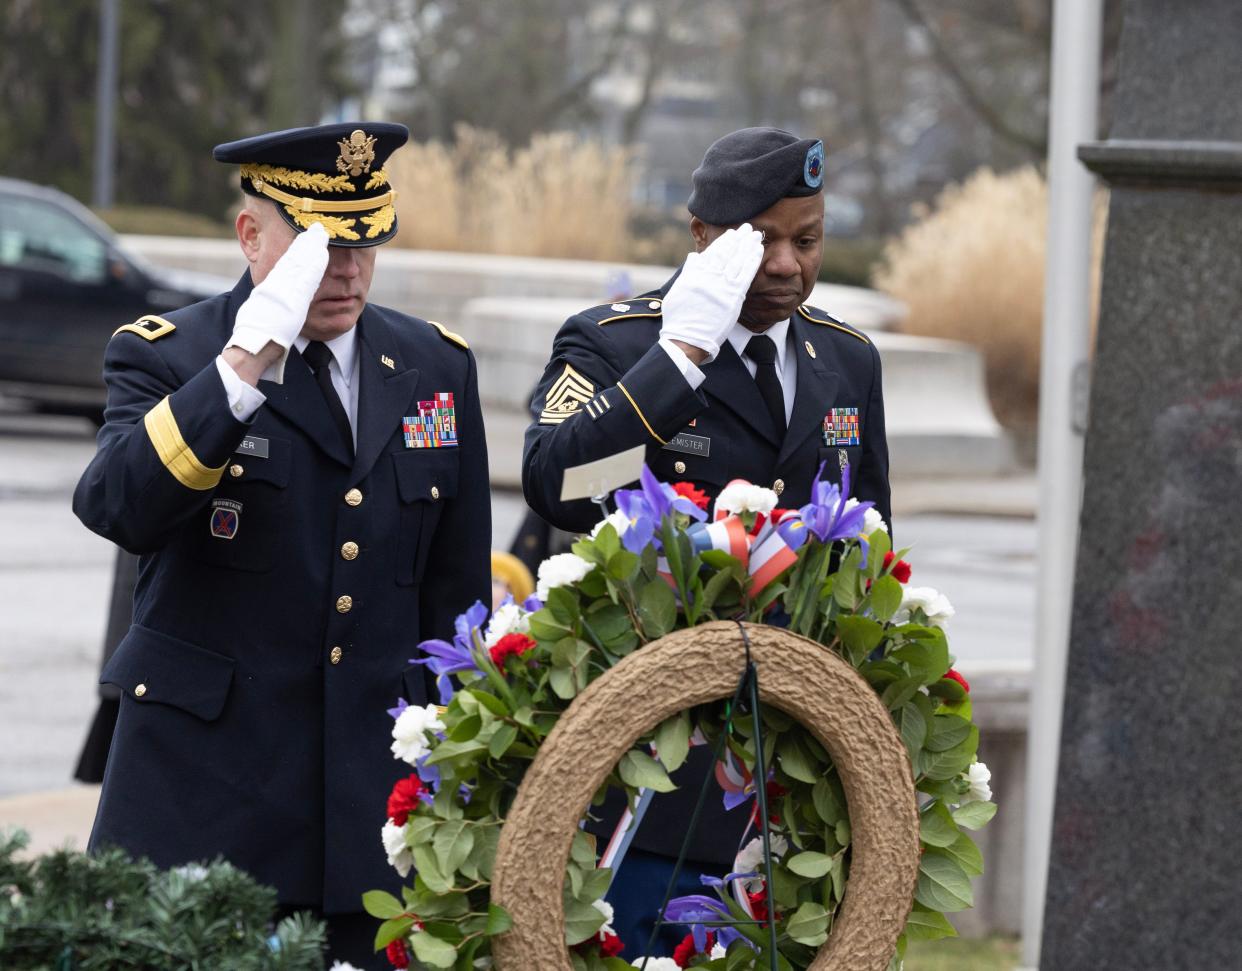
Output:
0,193,109,284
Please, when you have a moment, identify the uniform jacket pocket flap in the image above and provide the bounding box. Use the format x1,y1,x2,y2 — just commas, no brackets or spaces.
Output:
101,624,235,721
230,437,291,488
393,449,460,504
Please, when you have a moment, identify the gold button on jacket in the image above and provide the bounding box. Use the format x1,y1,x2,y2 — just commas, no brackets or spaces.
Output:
335,595,353,613
330,646,343,665
134,683,147,697
229,463,244,478
674,460,687,475
344,488,363,506
341,541,359,561
773,478,785,496
430,485,440,500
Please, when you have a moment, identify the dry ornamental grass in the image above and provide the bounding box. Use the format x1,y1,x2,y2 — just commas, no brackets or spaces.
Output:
387,125,635,262
874,166,1105,434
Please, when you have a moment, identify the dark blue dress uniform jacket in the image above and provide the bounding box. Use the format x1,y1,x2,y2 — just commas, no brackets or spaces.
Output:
73,273,490,913
521,277,890,864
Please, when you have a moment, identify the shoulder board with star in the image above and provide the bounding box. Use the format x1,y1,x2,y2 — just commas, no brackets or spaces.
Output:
797,305,869,345
112,314,177,342
580,297,665,326
427,320,469,350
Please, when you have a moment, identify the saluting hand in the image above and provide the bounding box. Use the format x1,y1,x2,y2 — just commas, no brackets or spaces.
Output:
226,223,330,381
659,223,764,365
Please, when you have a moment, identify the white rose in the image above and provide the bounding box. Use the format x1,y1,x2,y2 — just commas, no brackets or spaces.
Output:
733,832,789,885
962,761,992,804
482,600,530,648
892,586,955,628
390,703,445,765
381,819,413,877
535,552,593,601
631,960,681,970
589,509,631,540
591,898,615,936
715,482,778,516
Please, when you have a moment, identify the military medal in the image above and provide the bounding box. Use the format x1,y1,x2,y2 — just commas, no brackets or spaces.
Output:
822,407,860,446
403,393,458,448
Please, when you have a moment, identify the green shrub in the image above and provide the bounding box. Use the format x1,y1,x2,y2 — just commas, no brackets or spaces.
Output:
0,830,326,970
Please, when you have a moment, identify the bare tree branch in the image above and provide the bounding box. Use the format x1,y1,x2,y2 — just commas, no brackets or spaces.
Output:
887,0,1048,156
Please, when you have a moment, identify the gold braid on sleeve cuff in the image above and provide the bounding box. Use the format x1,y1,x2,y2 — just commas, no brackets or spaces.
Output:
143,397,226,490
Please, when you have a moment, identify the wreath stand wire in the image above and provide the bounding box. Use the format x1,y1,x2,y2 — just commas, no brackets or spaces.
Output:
637,621,780,969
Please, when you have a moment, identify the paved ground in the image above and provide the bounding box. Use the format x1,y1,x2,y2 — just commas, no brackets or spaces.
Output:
0,404,1035,852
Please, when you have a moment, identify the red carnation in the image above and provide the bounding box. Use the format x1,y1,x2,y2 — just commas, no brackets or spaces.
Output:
489,632,536,666
748,887,770,923
672,481,710,511
944,668,970,694
386,937,410,968
883,551,912,584
599,932,624,957
752,780,789,826
386,774,426,827
673,931,715,967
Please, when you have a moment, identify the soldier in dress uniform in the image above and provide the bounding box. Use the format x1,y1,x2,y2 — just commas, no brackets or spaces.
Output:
73,122,490,968
521,127,891,955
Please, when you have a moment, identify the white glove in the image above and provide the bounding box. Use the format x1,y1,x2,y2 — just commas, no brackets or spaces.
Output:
226,222,330,383
659,224,764,363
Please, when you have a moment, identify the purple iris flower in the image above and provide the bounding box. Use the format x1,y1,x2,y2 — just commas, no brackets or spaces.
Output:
411,599,489,703
614,464,707,553
780,461,873,548
663,894,734,953
522,593,543,613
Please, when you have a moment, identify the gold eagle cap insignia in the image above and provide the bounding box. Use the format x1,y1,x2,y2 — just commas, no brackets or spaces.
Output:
336,130,377,177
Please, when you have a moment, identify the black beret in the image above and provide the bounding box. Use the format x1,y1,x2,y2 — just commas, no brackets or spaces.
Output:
214,122,409,247
687,127,825,225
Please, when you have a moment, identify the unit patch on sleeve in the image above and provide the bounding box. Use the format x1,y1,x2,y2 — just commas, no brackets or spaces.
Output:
404,393,459,448
822,407,861,446
539,364,594,424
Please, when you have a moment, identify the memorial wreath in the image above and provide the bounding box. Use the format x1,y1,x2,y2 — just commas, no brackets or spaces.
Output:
364,463,994,971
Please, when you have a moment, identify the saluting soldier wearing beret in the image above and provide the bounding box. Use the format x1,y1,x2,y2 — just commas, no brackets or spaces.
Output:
521,127,891,955
73,123,490,968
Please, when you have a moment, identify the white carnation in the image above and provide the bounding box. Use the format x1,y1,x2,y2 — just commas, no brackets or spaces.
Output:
962,761,992,804
631,960,681,970
715,482,778,516
589,509,631,540
381,819,413,877
390,703,445,765
482,600,530,648
535,552,593,601
591,898,615,936
710,942,727,959
892,586,955,628
733,832,789,883
843,498,888,538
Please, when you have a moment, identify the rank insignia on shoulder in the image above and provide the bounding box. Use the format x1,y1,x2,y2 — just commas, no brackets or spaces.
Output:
210,499,242,540
113,315,176,342
822,407,860,446
540,363,594,424
404,393,458,448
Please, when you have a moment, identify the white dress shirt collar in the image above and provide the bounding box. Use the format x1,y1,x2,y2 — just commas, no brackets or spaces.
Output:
727,318,791,372
295,327,359,388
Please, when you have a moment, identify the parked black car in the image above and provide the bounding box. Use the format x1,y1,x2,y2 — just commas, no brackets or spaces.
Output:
0,176,233,418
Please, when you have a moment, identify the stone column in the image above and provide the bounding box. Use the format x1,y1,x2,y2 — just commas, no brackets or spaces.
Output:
1040,1,1242,967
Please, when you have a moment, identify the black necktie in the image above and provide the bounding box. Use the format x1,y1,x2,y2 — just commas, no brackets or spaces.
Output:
302,340,354,455
745,334,786,437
